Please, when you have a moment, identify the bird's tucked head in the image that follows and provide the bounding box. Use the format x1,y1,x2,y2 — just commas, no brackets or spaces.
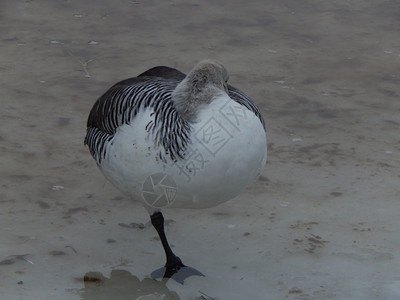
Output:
172,59,229,122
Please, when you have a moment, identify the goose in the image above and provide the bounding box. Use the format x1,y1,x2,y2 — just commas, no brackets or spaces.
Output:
84,59,267,283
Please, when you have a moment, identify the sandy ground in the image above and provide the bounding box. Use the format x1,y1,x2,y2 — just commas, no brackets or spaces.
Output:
1,0,400,299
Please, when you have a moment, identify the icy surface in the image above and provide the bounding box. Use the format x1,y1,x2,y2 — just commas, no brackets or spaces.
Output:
1,1,400,299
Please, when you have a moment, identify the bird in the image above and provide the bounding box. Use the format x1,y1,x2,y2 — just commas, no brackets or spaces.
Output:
84,59,267,283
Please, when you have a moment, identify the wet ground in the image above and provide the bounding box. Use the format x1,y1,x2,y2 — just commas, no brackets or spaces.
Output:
1,0,400,299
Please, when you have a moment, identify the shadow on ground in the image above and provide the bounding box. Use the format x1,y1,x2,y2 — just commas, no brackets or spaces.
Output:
80,270,180,300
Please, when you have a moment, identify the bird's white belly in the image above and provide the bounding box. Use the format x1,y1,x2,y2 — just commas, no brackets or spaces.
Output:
99,95,267,210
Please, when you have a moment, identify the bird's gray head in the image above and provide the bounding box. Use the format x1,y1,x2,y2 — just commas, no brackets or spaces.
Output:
172,59,229,122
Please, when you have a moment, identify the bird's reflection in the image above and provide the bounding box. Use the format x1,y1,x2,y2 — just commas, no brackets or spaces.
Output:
79,269,180,300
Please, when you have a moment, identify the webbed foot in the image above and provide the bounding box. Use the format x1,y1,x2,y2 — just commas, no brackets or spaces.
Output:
151,264,204,284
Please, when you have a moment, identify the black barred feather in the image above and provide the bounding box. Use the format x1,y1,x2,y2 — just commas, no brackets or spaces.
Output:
227,86,265,129
84,66,264,164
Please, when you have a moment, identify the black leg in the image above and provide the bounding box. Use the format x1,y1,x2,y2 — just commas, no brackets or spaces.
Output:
150,211,204,283
150,211,184,270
